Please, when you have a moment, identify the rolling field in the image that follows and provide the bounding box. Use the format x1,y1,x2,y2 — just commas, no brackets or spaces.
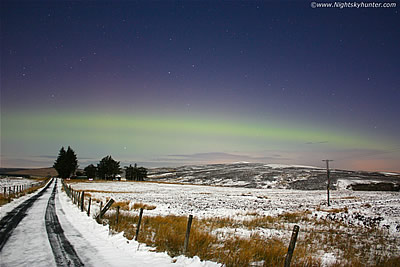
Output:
67,179,400,266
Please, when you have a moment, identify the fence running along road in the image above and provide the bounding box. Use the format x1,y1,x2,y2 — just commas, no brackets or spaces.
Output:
0,178,85,266
0,178,54,250
45,179,84,266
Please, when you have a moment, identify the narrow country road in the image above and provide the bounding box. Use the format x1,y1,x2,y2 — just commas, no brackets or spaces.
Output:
45,180,84,266
0,179,198,267
0,179,53,251
0,179,86,266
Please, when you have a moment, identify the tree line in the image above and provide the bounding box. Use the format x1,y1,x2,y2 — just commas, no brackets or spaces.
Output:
53,146,147,181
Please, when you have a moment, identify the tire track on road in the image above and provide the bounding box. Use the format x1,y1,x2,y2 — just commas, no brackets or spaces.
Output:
0,178,54,251
45,179,84,266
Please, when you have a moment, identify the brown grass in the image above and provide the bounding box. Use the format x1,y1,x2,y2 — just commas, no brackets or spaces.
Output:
132,202,156,210
0,178,50,206
95,206,400,266
102,212,289,266
112,201,132,211
317,207,349,213
3,168,57,178
75,189,140,194
109,201,156,211
62,181,400,266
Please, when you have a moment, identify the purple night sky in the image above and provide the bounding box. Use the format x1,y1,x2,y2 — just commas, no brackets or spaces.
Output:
1,1,399,171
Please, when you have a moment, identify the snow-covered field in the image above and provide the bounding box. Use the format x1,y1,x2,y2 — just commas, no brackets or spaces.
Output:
2,177,399,266
70,181,400,266
69,181,400,234
0,179,220,267
68,180,400,265
0,177,39,189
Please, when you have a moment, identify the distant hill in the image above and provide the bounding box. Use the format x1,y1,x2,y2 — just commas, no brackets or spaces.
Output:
0,167,57,178
147,163,400,191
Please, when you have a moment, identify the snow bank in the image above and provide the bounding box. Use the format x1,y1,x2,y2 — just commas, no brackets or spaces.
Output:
57,182,221,267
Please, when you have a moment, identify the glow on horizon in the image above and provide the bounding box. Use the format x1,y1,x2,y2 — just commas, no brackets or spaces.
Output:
2,110,396,160
2,109,399,172
3,111,393,145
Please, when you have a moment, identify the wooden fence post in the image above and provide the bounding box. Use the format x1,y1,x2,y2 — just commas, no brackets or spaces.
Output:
284,225,300,267
98,199,115,219
135,208,144,241
183,215,193,254
87,198,91,216
116,206,120,231
81,191,85,212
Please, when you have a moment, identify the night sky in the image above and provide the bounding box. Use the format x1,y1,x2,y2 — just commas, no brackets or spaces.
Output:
1,1,399,171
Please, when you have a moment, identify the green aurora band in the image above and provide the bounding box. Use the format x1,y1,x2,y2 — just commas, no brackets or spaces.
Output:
2,111,394,160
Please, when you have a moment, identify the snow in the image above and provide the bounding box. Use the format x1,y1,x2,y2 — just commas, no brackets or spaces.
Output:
0,179,220,267
321,253,336,266
336,178,392,190
147,163,399,191
380,172,400,176
2,177,400,266
57,181,220,266
0,177,38,188
336,179,355,190
264,163,321,169
69,181,400,236
0,180,51,220
148,173,175,178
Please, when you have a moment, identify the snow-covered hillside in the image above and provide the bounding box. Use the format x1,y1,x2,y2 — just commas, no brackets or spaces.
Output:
147,163,400,190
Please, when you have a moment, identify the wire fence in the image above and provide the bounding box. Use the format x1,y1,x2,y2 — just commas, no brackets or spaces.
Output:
63,180,400,257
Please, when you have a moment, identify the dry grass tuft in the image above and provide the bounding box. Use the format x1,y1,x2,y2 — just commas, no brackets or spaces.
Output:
132,202,156,210
113,201,132,211
0,178,50,206
98,206,400,266
64,182,400,266
318,207,349,213
102,212,290,266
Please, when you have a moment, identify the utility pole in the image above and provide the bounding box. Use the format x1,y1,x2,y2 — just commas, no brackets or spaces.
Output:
322,160,333,206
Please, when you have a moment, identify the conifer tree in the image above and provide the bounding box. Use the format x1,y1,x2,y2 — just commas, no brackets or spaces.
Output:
53,146,78,178
84,164,97,179
97,155,121,180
